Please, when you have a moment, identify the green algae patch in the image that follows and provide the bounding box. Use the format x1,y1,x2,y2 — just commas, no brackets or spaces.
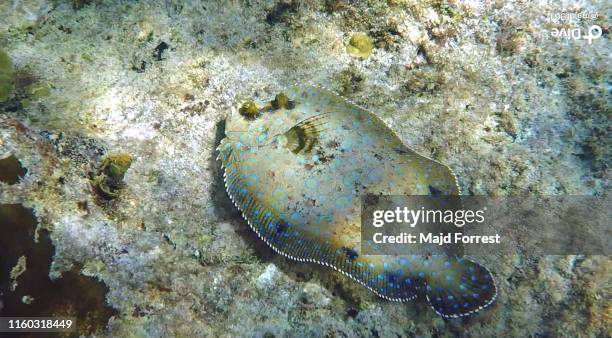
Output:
346,33,373,59
91,153,133,199
20,82,53,108
0,49,14,102
0,204,117,334
335,68,366,95
25,82,52,99
0,154,27,185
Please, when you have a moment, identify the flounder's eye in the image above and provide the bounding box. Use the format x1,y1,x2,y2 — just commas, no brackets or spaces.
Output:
239,101,259,119
272,92,295,109
272,92,290,109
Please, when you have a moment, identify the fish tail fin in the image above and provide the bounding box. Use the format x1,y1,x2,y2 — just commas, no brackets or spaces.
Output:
425,257,497,318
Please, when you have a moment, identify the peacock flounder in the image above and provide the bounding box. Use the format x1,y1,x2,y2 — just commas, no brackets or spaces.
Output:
217,85,496,318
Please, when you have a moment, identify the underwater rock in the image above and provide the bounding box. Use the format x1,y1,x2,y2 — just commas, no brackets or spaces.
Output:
497,31,529,55
131,60,147,73
72,0,92,10
153,42,169,61
0,0,52,30
256,264,282,290
335,68,366,95
301,282,331,308
266,1,299,25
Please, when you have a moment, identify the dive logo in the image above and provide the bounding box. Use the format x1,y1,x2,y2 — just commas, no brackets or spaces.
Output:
550,25,603,44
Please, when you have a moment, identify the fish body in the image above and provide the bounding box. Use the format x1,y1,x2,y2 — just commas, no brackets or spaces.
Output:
218,86,496,318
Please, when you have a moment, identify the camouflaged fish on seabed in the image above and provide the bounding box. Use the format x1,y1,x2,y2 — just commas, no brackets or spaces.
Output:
217,86,497,318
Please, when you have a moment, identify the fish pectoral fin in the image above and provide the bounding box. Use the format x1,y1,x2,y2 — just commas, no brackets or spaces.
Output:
284,113,332,154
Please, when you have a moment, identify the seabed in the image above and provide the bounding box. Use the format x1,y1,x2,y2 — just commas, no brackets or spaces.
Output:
0,1,610,337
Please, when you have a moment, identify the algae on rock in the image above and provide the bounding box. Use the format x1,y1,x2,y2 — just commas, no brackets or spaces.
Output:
346,33,374,59
91,153,133,199
0,49,14,102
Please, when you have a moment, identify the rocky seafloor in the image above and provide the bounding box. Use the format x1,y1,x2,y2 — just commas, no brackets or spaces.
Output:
0,0,610,337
